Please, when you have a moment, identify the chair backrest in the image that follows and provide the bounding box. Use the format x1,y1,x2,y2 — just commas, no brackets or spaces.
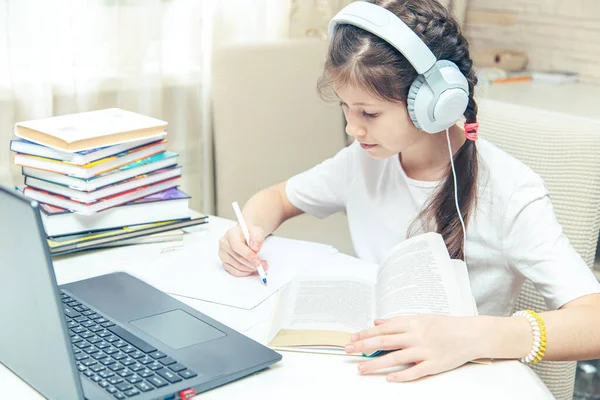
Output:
477,97,600,400
211,39,354,254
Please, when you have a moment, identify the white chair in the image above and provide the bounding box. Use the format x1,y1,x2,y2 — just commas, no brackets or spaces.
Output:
211,39,353,255
477,97,600,400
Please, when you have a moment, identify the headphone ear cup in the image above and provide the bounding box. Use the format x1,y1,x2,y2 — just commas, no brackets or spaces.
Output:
407,74,428,131
409,60,469,134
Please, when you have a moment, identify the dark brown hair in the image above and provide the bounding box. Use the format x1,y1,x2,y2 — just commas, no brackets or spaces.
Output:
318,0,478,260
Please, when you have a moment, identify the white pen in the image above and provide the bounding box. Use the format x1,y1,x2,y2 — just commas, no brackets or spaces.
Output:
231,201,268,285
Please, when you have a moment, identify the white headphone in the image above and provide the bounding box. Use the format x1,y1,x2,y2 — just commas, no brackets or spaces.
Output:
328,1,469,134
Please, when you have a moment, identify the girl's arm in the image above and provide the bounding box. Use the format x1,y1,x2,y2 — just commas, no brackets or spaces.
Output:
242,181,304,237
476,293,600,361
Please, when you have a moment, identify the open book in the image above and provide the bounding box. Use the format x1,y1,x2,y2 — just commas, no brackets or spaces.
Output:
266,232,478,356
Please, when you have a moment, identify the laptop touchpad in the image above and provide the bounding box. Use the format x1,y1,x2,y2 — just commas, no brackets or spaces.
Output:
130,309,226,350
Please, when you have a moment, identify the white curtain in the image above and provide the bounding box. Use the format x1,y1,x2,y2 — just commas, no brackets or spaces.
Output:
0,0,294,213
0,0,199,211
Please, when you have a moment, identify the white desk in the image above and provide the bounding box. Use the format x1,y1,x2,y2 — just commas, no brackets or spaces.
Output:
1,216,554,400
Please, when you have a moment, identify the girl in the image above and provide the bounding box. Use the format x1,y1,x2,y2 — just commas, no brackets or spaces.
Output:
218,0,600,383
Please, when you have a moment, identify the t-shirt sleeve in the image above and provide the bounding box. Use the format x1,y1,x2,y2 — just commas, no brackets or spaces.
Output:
285,142,357,219
502,172,600,310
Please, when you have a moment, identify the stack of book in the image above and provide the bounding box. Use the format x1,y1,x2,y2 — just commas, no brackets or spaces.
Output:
11,108,207,255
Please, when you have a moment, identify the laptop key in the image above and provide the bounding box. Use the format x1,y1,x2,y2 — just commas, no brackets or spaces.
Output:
134,381,154,392
90,364,106,373
127,375,143,384
124,388,140,397
113,393,126,400
109,363,125,372
118,369,133,378
84,370,95,378
97,341,110,349
130,363,145,372
81,321,95,328
140,369,154,378
158,357,176,366
92,352,108,361
147,376,168,388
101,358,116,367
138,356,154,365
168,363,186,373
102,321,116,328
84,347,100,355
98,330,111,338
90,325,105,333
113,340,128,348
88,336,102,344
74,316,89,323
63,306,80,318
106,386,118,394
80,331,95,339
113,352,127,361
99,370,115,379
99,380,110,388
130,351,145,359
75,341,91,350
148,351,166,359
75,353,89,362
156,368,182,384
115,382,132,391
108,326,157,354
67,321,78,329
71,326,86,334
107,376,123,385
121,345,136,354
179,370,198,379
82,310,95,316
121,357,136,366
105,347,119,355
82,359,97,367
148,362,163,371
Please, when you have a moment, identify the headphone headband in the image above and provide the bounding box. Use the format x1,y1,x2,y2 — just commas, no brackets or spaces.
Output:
328,1,436,74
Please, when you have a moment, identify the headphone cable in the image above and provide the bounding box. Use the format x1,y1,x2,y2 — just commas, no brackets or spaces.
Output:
445,128,467,263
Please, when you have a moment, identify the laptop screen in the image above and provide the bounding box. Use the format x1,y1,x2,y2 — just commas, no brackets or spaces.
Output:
0,186,84,400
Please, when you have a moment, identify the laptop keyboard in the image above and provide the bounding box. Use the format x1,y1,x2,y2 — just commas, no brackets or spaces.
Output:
60,291,198,399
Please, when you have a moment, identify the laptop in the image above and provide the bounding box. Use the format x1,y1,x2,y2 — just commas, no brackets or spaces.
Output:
0,185,282,400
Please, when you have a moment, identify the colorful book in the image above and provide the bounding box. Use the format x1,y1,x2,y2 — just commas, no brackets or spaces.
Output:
20,177,180,215
39,187,191,236
14,108,168,152
25,166,182,204
48,214,208,256
10,136,165,165
14,140,167,179
22,151,179,192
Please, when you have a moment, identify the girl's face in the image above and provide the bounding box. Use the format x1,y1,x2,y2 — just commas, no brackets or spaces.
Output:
336,84,424,160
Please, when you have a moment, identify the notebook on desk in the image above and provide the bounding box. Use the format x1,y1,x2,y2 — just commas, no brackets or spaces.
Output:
0,185,281,400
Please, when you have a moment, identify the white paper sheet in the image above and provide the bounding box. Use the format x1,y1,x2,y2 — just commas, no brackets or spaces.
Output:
54,226,338,310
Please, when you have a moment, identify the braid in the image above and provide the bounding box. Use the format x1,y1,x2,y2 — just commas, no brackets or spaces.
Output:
371,0,481,259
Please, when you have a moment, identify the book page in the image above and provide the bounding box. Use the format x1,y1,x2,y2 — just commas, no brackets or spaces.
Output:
16,108,167,143
375,232,473,320
265,254,378,347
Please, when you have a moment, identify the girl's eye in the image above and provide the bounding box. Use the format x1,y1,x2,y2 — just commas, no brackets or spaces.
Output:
362,111,378,118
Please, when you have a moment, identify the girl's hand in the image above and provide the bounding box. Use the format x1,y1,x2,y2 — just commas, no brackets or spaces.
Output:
218,225,268,277
345,315,482,382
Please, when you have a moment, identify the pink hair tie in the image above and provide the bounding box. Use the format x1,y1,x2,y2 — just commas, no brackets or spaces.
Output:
464,122,479,141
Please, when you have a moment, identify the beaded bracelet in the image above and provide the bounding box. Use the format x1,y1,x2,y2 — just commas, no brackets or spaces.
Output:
512,309,547,364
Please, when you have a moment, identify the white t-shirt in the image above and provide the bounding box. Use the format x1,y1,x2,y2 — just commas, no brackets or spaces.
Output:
286,139,600,316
